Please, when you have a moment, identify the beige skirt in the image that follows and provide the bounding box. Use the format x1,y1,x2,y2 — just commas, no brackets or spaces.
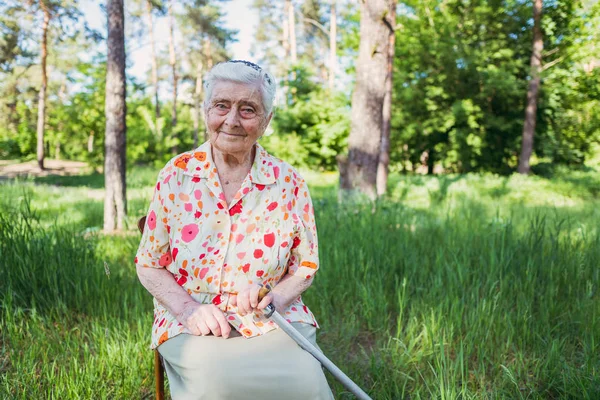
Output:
157,322,334,400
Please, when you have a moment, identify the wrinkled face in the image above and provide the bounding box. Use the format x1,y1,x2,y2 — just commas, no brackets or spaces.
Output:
205,80,272,157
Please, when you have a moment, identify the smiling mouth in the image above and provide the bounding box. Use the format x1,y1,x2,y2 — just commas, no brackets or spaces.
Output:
220,131,246,137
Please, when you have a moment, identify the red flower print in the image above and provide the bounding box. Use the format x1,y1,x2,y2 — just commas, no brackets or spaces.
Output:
172,247,179,260
156,182,160,191
134,257,138,264
274,166,280,179
174,154,191,169
166,225,171,234
194,210,202,218
192,176,201,183
147,210,157,230
253,249,264,258
256,184,265,191
181,224,199,242
158,252,173,267
267,202,278,211
229,201,243,216
179,268,188,276
303,305,309,313
212,294,222,305
242,263,250,273
256,270,264,277
294,186,299,197
264,233,275,248
176,276,187,286
292,236,301,249
185,203,193,212
217,202,224,210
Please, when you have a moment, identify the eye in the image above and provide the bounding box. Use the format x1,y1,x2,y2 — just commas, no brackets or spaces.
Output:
240,107,256,117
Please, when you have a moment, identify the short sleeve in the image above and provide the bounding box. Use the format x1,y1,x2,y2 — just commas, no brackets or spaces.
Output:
135,168,172,269
286,179,319,279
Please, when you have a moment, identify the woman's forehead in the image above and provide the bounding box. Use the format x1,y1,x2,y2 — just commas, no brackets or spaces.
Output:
211,80,262,104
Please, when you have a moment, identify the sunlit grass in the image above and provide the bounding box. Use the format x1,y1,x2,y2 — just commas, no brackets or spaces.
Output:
1,168,599,399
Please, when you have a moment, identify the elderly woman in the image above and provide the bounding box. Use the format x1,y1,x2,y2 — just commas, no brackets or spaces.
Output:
135,60,333,400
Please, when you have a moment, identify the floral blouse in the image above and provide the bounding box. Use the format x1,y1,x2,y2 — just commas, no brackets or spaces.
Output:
135,141,320,349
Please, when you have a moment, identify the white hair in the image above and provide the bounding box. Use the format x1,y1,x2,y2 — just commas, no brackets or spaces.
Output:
203,61,277,116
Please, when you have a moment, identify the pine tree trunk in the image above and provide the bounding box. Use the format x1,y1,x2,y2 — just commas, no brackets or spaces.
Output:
376,1,397,196
518,0,543,175
145,0,160,120
104,0,127,232
168,0,178,154
328,0,337,91
36,5,50,171
344,0,390,200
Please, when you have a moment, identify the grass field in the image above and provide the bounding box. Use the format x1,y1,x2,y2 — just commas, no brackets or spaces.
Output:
1,167,599,399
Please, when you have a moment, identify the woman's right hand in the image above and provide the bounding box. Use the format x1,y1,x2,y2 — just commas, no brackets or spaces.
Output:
175,302,231,338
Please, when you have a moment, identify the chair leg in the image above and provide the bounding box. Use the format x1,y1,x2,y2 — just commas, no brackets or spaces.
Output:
154,349,165,400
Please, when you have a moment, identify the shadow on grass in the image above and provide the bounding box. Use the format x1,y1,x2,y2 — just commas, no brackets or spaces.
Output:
34,172,105,188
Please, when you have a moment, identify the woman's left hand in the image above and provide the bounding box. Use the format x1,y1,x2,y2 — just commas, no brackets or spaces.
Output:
230,284,275,316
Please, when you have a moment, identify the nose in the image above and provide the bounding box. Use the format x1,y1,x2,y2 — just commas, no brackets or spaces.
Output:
224,105,241,128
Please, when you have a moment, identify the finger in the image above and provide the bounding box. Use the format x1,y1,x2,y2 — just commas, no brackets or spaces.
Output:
206,318,222,337
238,290,250,315
229,293,237,307
213,309,231,338
198,321,211,336
257,293,273,310
249,285,261,310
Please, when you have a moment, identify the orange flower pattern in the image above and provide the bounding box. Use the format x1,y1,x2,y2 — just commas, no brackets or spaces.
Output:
135,142,320,349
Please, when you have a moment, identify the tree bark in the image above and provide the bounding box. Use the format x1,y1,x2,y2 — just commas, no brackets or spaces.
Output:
344,0,390,200
288,0,297,64
193,57,203,148
376,0,396,196
518,0,543,175
36,4,51,171
168,0,178,154
203,37,213,143
145,0,160,120
328,0,337,91
104,0,127,232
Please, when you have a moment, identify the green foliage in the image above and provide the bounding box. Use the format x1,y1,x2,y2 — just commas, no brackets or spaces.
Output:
263,68,351,171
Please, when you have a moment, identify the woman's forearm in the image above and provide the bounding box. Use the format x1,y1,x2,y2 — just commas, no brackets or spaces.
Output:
271,274,314,312
136,266,195,317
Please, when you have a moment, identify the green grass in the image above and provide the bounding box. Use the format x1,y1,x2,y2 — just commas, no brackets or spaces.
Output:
1,168,599,399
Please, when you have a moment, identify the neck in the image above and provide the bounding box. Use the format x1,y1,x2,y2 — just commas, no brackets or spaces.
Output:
211,145,255,173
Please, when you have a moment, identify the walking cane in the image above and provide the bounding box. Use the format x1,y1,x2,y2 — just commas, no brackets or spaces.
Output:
257,287,373,400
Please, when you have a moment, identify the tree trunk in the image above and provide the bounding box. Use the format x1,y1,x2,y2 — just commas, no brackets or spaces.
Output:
104,0,127,232
36,5,51,171
328,0,337,91
288,0,297,64
193,58,203,148
518,0,543,175
168,0,178,154
344,0,390,200
376,1,397,196
203,37,213,143
282,1,290,106
145,0,160,120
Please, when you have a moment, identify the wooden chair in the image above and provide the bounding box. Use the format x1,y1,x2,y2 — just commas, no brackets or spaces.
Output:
137,216,165,400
